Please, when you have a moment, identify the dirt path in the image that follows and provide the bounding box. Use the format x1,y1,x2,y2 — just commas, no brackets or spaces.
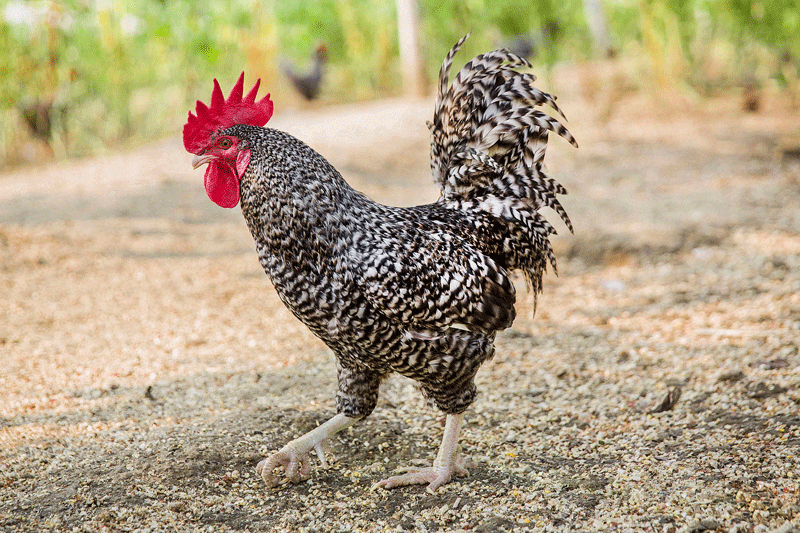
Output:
1,88,799,532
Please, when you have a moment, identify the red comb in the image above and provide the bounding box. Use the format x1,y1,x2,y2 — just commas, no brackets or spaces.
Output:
183,72,273,154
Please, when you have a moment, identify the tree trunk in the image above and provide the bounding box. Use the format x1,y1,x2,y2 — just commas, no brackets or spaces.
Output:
583,0,614,57
395,0,426,96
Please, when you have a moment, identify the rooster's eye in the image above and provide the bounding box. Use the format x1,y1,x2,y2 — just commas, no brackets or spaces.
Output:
218,138,232,149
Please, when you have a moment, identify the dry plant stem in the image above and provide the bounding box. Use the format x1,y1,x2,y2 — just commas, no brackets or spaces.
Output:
374,412,468,493
256,413,360,486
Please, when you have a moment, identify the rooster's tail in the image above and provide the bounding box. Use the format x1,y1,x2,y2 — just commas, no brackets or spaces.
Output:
429,34,577,295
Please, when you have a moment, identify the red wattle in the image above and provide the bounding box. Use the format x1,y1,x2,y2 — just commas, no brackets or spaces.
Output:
204,161,240,208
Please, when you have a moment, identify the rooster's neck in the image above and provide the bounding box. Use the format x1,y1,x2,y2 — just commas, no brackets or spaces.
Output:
236,127,362,280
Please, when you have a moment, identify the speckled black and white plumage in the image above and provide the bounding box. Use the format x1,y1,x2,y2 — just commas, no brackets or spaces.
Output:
231,126,500,416
222,36,575,422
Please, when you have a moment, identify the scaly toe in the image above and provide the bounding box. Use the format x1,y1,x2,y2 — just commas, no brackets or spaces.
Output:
256,457,284,487
374,467,452,493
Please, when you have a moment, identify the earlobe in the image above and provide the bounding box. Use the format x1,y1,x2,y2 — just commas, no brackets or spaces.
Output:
235,149,251,178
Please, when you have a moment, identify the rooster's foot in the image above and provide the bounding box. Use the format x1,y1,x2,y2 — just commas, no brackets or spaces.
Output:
372,458,470,493
372,413,469,493
256,413,359,488
256,442,326,486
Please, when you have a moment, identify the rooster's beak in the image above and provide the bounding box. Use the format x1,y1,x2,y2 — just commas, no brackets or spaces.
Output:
192,154,215,169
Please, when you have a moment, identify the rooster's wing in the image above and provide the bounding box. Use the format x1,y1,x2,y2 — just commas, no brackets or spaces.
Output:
346,223,515,336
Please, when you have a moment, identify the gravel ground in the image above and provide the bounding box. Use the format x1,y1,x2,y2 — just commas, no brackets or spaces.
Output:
1,79,799,532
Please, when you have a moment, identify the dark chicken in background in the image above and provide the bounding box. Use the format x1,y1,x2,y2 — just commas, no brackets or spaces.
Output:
184,35,576,492
281,43,328,101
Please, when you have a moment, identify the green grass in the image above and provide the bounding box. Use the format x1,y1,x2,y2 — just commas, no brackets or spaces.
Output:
1,0,797,166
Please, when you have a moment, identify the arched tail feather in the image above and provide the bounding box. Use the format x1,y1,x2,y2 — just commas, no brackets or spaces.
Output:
429,35,576,293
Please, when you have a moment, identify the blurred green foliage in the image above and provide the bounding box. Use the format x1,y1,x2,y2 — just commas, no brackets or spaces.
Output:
0,0,797,165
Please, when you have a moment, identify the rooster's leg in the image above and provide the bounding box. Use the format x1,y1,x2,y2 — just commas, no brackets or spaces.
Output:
372,412,469,493
257,413,359,487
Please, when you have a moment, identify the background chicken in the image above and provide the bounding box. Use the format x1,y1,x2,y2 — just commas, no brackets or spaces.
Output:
183,34,576,492
281,43,328,101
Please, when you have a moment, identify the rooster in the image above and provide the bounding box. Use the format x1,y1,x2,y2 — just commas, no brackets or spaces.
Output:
184,35,576,492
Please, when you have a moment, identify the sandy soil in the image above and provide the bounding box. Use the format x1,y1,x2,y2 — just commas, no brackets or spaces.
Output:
1,80,799,532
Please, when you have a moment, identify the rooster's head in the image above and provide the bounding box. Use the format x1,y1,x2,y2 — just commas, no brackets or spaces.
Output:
183,73,273,208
